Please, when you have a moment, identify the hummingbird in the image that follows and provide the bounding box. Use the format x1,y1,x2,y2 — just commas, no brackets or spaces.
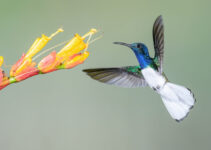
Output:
83,16,195,122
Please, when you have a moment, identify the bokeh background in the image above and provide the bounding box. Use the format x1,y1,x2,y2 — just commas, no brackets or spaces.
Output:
0,0,210,150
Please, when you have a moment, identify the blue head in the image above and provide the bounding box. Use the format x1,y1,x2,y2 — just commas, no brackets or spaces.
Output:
114,42,152,68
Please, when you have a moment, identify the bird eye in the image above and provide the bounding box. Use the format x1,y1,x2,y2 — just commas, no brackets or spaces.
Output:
137,44,141,48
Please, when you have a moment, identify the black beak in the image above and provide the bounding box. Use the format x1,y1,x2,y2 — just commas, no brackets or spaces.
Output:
113,42,131,48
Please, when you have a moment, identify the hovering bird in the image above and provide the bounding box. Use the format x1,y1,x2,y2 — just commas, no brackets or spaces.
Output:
83,16,195,122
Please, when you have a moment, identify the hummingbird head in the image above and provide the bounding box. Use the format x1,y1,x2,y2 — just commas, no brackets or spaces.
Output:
113,42,150,57
114,42,152,68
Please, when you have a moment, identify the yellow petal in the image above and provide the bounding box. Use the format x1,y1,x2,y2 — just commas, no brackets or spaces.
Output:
57,34,83,59
58,42,87,62
0,56,4,67
57,29,97,62
25,28,63,59
25,34,50,59
14,58,32,76
66,42,87,58
64,51,89,67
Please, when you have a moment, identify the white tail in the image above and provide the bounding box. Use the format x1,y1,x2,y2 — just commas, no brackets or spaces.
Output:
159,82,195,122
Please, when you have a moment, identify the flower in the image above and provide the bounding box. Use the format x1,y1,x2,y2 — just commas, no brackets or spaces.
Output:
24,28,63,60
56,28,97,63
10,28,63,77
38,51,60,73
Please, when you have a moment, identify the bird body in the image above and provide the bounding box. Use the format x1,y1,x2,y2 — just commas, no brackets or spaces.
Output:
83,16,195,122
141,67,166,91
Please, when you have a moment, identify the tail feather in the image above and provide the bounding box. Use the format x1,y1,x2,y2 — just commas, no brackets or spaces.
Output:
160,82,195,122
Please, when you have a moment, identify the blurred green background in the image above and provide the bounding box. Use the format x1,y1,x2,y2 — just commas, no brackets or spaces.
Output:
0,0,210,150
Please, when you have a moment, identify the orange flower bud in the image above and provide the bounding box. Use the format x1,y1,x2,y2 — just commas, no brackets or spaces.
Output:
38,51,60,73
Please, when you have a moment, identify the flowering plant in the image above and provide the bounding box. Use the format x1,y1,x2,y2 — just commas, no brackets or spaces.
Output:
0,28,97,90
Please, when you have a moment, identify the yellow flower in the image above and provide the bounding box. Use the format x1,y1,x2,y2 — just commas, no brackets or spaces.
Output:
10,28,63,76
57,28,97,63
25,28,63,60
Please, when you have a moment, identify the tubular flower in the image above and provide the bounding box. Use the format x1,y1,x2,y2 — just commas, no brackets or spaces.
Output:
0,28,98,91
10,28,63,77
38,51,60,73
56,28,96,63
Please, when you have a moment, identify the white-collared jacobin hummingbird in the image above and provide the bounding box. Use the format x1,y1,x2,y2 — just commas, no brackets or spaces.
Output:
83,16,195,122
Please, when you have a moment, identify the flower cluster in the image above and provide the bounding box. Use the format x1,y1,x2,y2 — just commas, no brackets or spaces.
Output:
0,28,97,90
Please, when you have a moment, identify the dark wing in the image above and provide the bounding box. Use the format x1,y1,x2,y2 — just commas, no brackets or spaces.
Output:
153,15,164,73
83,66,147,88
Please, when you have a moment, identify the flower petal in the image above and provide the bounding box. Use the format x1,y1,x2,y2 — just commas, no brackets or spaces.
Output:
15,67,39,82
38,51,60,73
10,53,25,76
64,51,89,69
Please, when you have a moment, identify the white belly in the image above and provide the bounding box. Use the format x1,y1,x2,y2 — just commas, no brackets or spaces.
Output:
141,67,166,92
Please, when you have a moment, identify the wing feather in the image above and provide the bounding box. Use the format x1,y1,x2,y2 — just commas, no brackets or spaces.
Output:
83,66,147,88
153,15,164,73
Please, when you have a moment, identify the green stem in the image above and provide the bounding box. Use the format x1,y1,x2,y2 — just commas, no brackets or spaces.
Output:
9,77,17,84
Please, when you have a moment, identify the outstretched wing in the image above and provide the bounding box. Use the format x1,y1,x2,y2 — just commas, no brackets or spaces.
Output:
83,66,147,88
153,15,164,73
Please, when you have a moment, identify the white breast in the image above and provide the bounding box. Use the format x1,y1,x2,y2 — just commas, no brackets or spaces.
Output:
141,67,166,91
